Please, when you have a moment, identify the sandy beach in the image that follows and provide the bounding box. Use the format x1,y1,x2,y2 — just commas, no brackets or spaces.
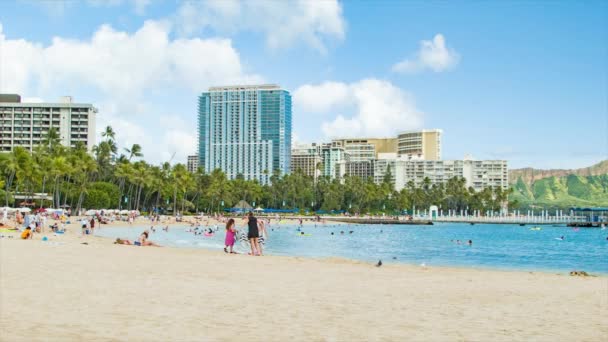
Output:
0,217,606,341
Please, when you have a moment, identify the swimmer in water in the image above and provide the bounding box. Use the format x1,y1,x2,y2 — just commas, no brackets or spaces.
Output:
331,232,334,235
340,231,344,234
468,239,472,246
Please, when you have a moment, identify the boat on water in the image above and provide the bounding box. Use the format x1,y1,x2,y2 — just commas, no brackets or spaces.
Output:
519,223,525,226
530,227,542,231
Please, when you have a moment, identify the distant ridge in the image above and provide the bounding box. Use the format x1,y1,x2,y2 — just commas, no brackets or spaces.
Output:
509,160,608,185
508,160,608,209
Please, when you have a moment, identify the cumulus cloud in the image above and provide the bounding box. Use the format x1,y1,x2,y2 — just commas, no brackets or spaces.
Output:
0,20,262,163
392,34,460,74
175,0,346,52
3,20,260,97
294,79,423,138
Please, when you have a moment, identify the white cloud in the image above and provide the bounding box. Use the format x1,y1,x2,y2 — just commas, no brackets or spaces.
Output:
131,0,151,15
0,20,262,164
392,34,460,74
293,82,350,112
87,0,152,15
0,20,261,97
294,79,423,138
175,0,346,52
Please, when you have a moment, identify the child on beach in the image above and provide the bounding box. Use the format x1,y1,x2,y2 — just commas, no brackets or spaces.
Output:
20,227,33,239
224,218,237,254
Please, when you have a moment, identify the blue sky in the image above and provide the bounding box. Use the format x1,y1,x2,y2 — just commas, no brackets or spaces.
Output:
0,0,606,169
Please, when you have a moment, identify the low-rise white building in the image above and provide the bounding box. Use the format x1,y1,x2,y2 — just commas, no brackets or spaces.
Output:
374,154,508,192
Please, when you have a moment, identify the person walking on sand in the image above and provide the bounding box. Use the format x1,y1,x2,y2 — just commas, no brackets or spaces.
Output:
247,212,261,256
224,218,237,254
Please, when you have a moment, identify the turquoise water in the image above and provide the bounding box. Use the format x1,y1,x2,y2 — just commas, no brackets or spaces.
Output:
95,222,608,274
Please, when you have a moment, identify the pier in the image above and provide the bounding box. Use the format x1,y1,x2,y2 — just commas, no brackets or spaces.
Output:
324,217,433,225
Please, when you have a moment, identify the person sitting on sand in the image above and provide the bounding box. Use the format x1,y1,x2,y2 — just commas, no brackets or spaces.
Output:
114,238,133,245
139,231,161,247
21,227,33,239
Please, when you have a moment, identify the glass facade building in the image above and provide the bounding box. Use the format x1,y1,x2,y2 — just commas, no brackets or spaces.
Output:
198,85,292,184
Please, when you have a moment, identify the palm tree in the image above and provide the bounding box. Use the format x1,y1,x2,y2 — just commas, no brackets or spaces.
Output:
124,144,143,161
43,127,61,152
101,126,115,142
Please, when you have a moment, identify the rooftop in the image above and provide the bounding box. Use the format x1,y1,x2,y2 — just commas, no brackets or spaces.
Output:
0,94,94,107
208,84,282,91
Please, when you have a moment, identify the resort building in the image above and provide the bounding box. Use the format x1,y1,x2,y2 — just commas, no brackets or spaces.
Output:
321,142,350,179
336,160,375,181
397,129,442,160
187,154,199,173
197,84,292,184
0,94,97,152
374,154,508,192
290,143,323,179
332,137,397,161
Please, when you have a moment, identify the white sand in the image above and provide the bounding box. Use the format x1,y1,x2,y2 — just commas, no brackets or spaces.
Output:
0,218,606,341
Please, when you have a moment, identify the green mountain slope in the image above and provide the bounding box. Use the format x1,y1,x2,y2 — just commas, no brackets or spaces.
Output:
510,174,608,209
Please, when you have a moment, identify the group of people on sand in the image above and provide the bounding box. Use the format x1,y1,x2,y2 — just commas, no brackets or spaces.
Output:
223,212,268,256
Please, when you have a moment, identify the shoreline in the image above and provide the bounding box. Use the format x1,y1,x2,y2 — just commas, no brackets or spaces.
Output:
90,221,607,277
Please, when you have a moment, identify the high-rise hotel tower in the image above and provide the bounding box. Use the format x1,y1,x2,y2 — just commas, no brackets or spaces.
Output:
198,85,292,184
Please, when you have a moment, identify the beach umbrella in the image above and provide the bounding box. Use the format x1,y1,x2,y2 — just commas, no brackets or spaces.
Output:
19,207,32,213
254,207,264,212
120,210,129,215
85,209,97,215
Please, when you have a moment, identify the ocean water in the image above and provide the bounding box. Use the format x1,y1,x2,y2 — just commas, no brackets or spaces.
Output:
95,222,608,274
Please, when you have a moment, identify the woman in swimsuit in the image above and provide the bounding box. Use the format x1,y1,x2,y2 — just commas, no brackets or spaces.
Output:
139,231,161,247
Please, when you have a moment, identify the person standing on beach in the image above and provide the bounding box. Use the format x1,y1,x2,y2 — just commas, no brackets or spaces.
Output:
224,218,237,254
247,212,261,256
80,218,88,236
90,217,95,235
257,219,268,256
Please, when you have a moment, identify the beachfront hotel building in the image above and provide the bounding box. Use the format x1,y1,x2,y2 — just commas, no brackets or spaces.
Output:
197,84,292,184
374,154,508,192
332,137,397,162
0,94,97,152
291,143,323,179
187,154,199,173
397,129,442,160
